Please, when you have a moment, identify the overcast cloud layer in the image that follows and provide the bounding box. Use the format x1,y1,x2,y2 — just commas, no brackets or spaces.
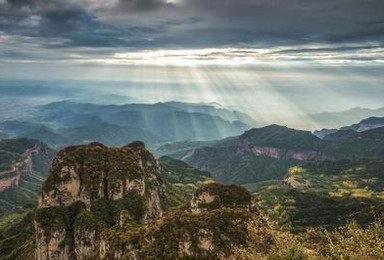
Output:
0,0,384,65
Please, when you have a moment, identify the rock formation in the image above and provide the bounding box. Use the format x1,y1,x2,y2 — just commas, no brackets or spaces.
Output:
35,141,164,260
34,141,257,259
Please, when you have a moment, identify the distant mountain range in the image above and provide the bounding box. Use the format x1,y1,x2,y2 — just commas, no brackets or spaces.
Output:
340,116,384,132
0,101,255,147
314,116,384,139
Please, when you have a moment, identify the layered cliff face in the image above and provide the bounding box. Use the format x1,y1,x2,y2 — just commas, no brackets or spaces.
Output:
0,139,55,216
235,125,326,161
0,141,52,192
35,141,165,260
236,138,326,161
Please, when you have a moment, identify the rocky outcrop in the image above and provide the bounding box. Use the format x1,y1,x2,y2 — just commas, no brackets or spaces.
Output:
34,139,262,260
190,183,251,213
35,141,165,260
35,150,257,260
236,139,326,161
99,183,256,259
282,167,310,190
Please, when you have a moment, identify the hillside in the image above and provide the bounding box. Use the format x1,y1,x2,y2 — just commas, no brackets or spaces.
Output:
167,125,326,183
240,125,324,150
152,140,216,158
322,127,384,158
159,156,213,208
255,157,384,231
163,124,384,184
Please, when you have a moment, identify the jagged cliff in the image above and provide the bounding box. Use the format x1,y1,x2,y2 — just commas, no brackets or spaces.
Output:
236,138,326,161
97,182,255,259
35,141,164,259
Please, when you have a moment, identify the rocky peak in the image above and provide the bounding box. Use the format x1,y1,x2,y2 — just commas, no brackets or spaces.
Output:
34,141,260,260
35,141,164,260
38,141,163,212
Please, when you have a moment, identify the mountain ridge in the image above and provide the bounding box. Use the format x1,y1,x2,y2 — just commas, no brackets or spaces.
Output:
162,123,384,184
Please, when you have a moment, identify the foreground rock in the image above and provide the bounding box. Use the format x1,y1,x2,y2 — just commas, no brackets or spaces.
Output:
34,141,256,259
99,183,256,259
35,141,164,260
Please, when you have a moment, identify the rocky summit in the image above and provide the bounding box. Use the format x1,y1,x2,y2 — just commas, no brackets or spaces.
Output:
35,141,165,259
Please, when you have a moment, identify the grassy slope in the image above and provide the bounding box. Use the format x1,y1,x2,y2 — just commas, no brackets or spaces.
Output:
0,210,35,259
255,158,384,231
159,156,213,208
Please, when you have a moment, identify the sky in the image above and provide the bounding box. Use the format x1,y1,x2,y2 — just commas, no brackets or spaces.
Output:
0,0,384,128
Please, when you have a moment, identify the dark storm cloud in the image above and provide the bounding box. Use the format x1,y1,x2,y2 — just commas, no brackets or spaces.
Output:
0,0,383,62
0,0,131,47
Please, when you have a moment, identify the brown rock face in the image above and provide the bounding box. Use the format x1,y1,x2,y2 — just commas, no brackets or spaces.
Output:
236,139,326,161
35,141,164,260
